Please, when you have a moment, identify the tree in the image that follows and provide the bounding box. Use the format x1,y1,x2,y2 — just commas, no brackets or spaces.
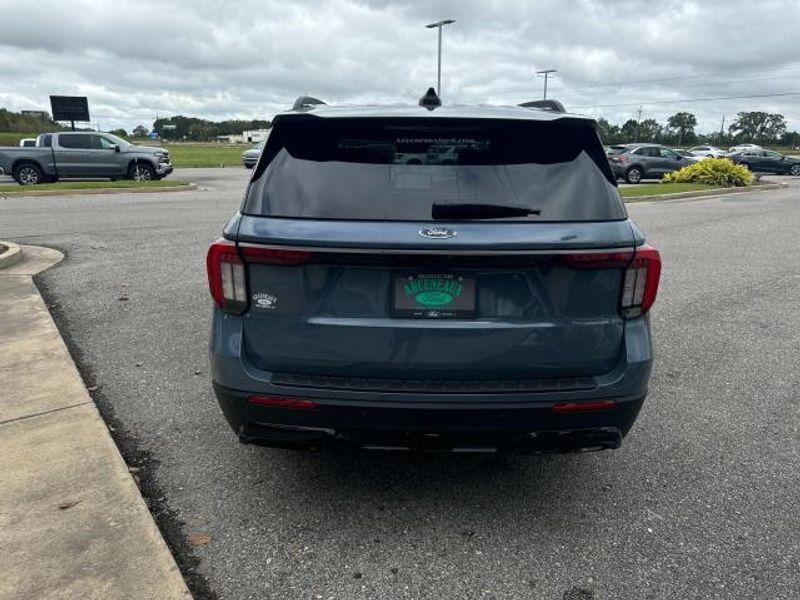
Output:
638,119,663,143
728,111,786,144
595,118,621,145
782,131,800,149
132,124,150,138
109,128,128,138
620,119,639,141
667,112,697,146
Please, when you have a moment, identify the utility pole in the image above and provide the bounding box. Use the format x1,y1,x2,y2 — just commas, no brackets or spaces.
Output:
720,115,725,141
635,107,643,142
536,69,557,100
425,19,456,98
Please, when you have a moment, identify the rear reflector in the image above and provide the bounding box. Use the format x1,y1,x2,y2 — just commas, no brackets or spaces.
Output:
551,399,617,414
206,239,247,313
620,244,661,318
247,395,318,410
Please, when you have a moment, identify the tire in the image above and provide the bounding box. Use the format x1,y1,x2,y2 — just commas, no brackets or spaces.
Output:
128,162,155,182
625,166,643,184
13,161,44,185
790,164,800,177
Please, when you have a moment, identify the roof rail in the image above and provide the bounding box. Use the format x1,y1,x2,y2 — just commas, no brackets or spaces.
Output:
291,96,327,112
519,99,566,113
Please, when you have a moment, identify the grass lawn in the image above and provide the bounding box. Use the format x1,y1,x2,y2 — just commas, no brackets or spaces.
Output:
0,132,40,146
0,180,190,194
620,182,718,198
139,142,245,168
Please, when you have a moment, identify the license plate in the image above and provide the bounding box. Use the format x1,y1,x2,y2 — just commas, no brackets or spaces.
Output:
392,273,476,319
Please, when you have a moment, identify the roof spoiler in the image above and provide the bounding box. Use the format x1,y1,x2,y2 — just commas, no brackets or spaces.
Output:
519,99,566,113
291,96,327,112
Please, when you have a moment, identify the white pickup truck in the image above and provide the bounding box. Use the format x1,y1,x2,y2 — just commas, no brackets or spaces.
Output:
0,131,173,184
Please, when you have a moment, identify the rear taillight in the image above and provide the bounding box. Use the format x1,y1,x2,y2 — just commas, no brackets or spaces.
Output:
620,244,661,318
206,239,248,314
207,241,314,314
238,245,313,265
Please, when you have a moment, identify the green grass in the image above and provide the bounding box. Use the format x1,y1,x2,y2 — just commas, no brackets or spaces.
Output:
0,179,189,194
131,141,246,168
0,132,39,146
620,182,717,198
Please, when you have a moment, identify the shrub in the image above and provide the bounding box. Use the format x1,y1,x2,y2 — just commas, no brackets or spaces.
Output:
662,157,753,187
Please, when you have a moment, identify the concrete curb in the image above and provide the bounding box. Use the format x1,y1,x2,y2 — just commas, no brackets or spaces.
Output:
0,241,23,269
0,182,195,199
0,245,192,600
623,182,787,203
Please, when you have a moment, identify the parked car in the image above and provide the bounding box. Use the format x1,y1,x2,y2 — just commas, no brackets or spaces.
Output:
687,145,725,158
241,141,264,169
727,149,800,176
728,143,762,153
18,138,37,147
607,143,690,183
0,132,173,185
673,149,702,163
206,95,661,454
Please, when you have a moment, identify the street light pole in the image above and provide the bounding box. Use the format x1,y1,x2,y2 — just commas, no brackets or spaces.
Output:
536,69,557,100
425,19,455,98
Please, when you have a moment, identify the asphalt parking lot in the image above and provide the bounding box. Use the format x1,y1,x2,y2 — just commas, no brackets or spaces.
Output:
2,169,799,600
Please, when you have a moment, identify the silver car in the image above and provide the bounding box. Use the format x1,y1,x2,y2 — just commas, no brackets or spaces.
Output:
241,141,264,169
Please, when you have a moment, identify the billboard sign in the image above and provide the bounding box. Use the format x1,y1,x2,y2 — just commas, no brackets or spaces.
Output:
50,96,90,122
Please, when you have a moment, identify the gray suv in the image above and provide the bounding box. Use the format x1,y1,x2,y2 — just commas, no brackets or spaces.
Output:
207,96,661,454
608,143,689,183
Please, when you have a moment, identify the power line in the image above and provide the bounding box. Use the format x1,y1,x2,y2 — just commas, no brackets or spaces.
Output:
567,60,800,90
571,91,800,110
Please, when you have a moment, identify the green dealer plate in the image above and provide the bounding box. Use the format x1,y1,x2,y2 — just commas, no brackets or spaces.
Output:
392,273,476,319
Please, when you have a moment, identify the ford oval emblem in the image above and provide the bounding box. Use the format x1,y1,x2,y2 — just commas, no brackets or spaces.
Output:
419,227,457,239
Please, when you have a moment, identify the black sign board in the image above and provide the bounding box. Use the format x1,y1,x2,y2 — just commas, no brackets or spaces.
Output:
50,96,90,122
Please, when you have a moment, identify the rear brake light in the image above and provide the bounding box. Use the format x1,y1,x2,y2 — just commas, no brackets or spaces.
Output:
206,239,247,314
551,399,617,414
560,251,633,269
620,244,661,318
247,395,317,409
239,245,313,265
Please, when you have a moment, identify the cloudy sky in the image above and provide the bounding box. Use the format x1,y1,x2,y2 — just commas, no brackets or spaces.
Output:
2,0,799,133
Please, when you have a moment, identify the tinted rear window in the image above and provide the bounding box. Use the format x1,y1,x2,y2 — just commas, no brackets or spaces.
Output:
243,116,625,222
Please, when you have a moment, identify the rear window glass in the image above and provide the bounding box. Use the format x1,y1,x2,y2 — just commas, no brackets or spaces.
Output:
243,116,625,222
58,134,92,149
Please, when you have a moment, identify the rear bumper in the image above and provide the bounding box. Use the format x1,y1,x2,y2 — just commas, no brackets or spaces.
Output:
214,382,644,453
210,313,653,453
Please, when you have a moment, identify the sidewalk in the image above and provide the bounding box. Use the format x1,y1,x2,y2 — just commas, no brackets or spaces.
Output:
0,246,191,600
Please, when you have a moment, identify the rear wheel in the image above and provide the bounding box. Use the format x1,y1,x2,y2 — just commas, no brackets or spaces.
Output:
13,162,44,185
790,164,800,177
128,162,155,181
625,166,643,184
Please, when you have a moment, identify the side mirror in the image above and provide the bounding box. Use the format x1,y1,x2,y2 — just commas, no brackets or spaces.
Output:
113,145,121,153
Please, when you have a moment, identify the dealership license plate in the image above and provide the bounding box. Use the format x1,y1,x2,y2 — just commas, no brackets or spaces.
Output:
392,273,476,319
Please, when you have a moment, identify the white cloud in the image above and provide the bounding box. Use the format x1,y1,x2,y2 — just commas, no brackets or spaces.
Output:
1,0,798,132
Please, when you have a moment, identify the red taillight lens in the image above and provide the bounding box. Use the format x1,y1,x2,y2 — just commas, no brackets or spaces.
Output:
206,239,247,313
551,399,617,414
239,245,313,265
620,244,661,318
247,395,317,410
560,251,633,269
